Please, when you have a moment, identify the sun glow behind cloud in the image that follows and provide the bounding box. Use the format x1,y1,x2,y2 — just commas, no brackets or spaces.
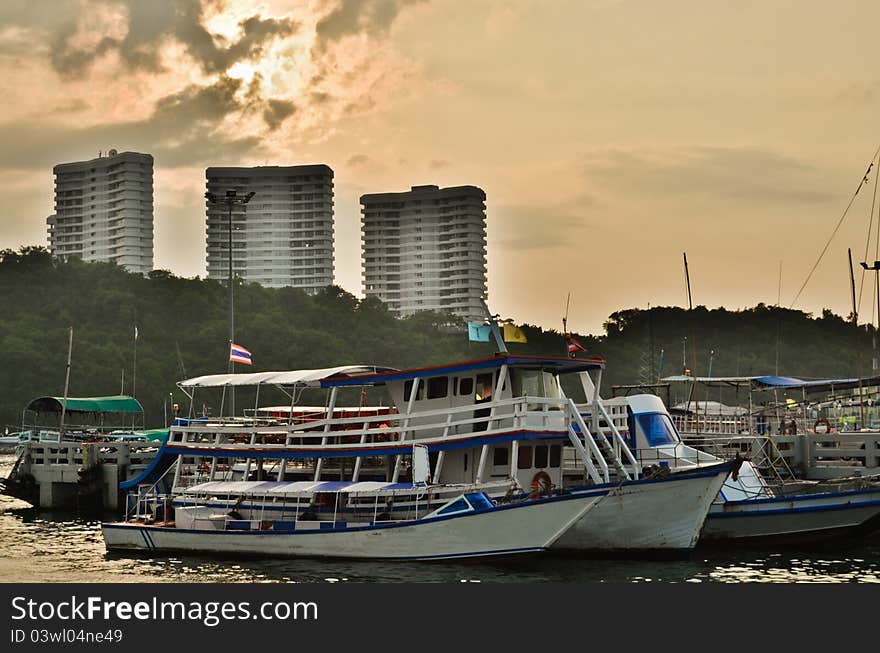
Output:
5,1,880,334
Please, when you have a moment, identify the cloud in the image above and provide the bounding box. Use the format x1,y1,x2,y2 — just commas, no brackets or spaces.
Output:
46,0,298,78
315,0,426,48
263,99,296,131
0,75,264,169
347,154,371,167
428,159,449,170
490,196,598,252
582,146,836,205
836,81,880,107
0,0,436,180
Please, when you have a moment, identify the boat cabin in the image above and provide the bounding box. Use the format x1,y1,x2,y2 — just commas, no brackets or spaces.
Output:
167,354,628,498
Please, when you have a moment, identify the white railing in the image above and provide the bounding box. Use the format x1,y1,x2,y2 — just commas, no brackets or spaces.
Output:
680,431,880,479
169,395,570,450
167,394,639,490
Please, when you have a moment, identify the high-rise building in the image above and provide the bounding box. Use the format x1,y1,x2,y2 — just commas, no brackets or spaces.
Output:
361,184,487,319
205,165,334,292
47,150,153,274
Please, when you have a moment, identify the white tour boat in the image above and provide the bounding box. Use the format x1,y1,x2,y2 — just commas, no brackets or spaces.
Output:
103,355,733,558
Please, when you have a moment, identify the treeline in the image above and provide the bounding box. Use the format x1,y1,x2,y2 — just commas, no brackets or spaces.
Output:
0,247,874,427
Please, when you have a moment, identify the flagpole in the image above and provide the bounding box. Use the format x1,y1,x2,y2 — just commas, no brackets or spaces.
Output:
562,293,571,357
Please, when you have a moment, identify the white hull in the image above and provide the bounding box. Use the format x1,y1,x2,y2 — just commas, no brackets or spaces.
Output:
553,464,730,551
102,493,601,561
701,488,880,542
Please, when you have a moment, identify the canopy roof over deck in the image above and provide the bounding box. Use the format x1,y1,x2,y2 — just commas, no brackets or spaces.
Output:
25,395,143,414
322,354,606,387
661,374,880,393
181,480,444,497
178,365,398,389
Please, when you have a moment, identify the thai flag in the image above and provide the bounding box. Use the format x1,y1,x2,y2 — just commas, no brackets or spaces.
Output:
567,335,586,357
229,343,253,365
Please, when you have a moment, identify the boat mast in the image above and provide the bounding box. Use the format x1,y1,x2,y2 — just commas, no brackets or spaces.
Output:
850,249,865,429
683,253,697,419
59,327,73,437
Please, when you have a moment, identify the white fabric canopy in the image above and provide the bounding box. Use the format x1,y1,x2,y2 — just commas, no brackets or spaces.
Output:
178,365,397,389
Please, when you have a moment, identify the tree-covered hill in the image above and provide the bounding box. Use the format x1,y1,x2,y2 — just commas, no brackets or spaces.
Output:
0,247,874,427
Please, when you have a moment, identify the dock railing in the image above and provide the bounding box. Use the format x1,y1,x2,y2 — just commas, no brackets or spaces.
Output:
678,431,880,480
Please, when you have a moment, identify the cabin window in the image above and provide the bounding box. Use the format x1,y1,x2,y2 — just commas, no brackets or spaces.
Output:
534,445,548,469
517,445,533,470
403,380,424,401
464,453,469,471
457,377,474,396
635,412,679,446
492,447,509,466
518,370,545,397
549,445,561,468
476,373,494,401
426,376,449,400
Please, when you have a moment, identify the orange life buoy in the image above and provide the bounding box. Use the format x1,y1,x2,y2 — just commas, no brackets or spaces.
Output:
813,417,831,434
529,471,553,500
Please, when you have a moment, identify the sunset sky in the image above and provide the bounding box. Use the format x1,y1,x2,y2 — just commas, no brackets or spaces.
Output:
2,0,880,335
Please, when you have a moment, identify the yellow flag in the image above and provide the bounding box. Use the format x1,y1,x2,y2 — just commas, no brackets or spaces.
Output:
503,323,527,343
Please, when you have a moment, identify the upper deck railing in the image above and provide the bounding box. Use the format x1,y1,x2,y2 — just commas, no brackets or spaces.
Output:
165,394,637,489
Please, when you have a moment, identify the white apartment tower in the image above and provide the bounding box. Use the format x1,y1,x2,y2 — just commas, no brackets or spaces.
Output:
205,165,334,292
47,150,153,274
361,184,487,319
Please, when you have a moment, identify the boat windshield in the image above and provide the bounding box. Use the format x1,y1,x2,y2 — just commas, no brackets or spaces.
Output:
635,412,680,446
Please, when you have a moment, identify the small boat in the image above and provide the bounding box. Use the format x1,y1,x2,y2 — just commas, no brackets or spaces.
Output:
102,451,604,560
700,461,880,543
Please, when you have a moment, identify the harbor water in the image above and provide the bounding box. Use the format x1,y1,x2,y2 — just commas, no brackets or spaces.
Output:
2,454,879,583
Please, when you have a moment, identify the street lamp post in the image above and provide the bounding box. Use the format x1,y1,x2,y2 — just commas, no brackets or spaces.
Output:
205,189,255,417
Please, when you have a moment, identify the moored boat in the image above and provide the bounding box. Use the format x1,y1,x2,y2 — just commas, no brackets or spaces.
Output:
103,355,737,557
555,394,733,551
592,392,880,543
102,474,603,560
700,461,880,543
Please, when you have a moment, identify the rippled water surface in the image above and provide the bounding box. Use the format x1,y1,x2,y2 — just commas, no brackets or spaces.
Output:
2,454,879,583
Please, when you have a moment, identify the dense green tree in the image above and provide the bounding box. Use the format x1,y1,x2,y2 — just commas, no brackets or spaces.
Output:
0,247,873,428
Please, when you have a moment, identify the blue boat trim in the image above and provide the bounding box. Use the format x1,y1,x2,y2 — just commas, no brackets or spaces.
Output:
710,498,880,519
165,429,571,460
722,487,880,507
320,354,605,387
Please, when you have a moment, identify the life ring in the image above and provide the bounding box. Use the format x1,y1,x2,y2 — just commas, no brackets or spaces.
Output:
813,418,831,435
529,471,553,499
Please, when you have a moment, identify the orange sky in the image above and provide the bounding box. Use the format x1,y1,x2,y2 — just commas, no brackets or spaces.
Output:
2,0,880,334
